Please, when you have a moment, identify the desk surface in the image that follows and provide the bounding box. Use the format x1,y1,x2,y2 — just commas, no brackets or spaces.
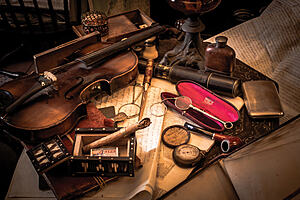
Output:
4,37,279,200
5,60,279,200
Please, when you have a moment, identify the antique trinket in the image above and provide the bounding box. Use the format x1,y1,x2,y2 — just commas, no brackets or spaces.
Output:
242,80,284,118
184,122,244,153
71,132,137,177
70,119,150,177
162,125,191,148
161,80,240,132
172,144,205,168
26,136,70,174
82,11,109,36
205,36,236,75
148,61,241,97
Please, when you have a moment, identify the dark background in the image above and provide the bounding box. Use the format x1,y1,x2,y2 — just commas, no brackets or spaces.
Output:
150,0,272,39
0,0,273,62
0,0,273,199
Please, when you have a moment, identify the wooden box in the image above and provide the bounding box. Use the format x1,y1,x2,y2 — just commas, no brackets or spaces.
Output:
72,9,155,43
70,133,136,177
33,31,101,73
33,9,154,73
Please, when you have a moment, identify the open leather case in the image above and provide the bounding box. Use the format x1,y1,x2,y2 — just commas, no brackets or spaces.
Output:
161,80,240,132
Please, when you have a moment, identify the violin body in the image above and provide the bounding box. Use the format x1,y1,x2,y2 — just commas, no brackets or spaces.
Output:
0,23,164,142
0,50,138,142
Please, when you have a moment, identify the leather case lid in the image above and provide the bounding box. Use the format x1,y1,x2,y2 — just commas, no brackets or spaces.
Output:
161,80,239,132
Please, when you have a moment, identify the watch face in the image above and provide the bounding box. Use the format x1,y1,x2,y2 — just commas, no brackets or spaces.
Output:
162,125,190,148
176,145,200,160
173,144,204,168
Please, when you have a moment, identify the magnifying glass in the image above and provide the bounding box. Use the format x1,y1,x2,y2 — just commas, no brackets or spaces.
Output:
175,96,233,129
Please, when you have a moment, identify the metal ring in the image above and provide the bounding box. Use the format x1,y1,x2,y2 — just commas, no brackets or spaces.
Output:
221,140,230,153
150,102,167,117
118,103,140,119
224,122,233,129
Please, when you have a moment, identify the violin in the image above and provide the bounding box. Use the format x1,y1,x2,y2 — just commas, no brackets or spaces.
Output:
0,24,164,142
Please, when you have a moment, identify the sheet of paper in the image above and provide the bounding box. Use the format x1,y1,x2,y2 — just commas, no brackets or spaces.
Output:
222,96,244,111
89,77,165,200
153,108,214,199
142,78,214,199
91,76,215,200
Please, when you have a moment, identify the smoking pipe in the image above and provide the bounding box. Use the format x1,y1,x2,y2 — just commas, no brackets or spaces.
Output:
184,122,243,153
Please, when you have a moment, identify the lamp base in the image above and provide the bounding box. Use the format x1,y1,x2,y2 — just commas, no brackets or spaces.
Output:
160,17,206,70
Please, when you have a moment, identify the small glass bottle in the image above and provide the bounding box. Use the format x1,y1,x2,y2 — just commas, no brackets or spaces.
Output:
204,36,236,76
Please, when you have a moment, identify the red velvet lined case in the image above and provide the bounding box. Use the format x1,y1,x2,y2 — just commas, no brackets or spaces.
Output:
161,80,240,132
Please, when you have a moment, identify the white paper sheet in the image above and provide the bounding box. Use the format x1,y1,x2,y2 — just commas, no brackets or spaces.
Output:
88,77,165,200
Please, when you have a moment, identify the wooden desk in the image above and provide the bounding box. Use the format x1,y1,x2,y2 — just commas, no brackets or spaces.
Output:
4,37,279,200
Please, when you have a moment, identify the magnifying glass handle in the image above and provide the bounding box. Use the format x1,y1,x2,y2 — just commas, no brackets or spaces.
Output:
189,105,233,129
